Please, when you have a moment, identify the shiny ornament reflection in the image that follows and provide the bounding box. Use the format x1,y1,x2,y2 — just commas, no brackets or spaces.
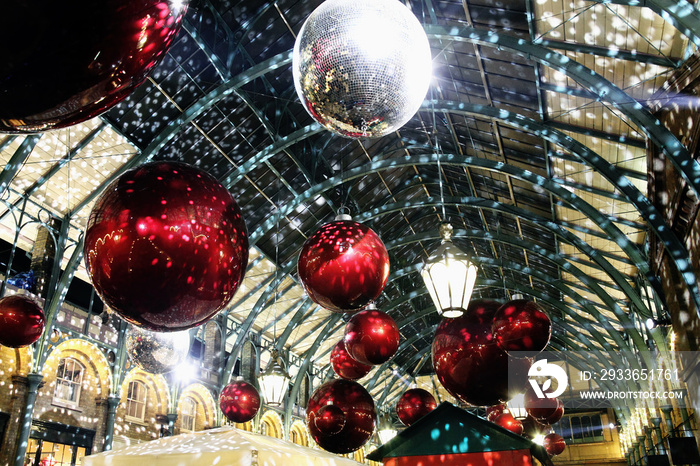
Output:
331,340,372,380
543,433,566,456
306,379,376,454
492,300,551,355
85,161,249,331
521,415,548,440
219,380,261,423
524,389,560,421
395,388,437,426
431,300,531,406
298,218,389,312
493,413,524,435
125,326,190,374
542,398,564,425
315,404,346,435
292,0,432,138
0,0,188,133
344,308,399,365
486,404,508,423
0,295,45,347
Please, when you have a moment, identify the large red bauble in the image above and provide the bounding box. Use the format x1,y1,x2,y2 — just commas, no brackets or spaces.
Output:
492,300,551,356
396,388,437,426
219,380,260,423
0,1,188,133
331,340,372,380
315,404,346,434
525,389,560,421
544,433,567,456
431,300,531,406
521,415,548,439
494,413,524,435
486,404,508,423
306,379,376,454
542,398,564,425
0,295,45,347
297,219,390,312
344,309,400,365
84,161,249,331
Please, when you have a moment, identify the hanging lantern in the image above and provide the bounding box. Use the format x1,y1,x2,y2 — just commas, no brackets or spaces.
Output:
377,412,398,444
421,223,478,318
344,304,400,365
219,379,261,423
506,393,528,420
258,349,291,406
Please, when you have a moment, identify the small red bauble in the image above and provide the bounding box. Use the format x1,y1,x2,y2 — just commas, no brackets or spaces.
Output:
85,161,249,331
542,398,564,425
331,340,372,380
306,379,376,454
494,413,524,435
521,415,548,439
297,218,390,312
432,300,530,406
544,433,567,456
315,404,346,434
486,404,508,422
0,295,45,347
396,388,437,426
0,0,188,133
219,380,260,423
344,308,400,365
525,389,560,421
492,300,551,356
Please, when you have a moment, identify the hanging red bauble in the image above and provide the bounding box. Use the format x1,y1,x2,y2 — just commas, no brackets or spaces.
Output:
544,433,567,456
297,217,390,312
0,295,45,347
0,0,188,133
521,415,548,439
524,389,560,421
306,379,376,454
431,300,531,406
85,161,249,331
315,404,346,435
486,404,508,423
219,380,260,423
396,388,437,426
542,398,564,425
331,340,372,380
492,299,551,356
494,413,524,435
344,308,400,365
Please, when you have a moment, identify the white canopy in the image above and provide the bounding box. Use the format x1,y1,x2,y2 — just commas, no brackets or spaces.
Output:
83,426,362,466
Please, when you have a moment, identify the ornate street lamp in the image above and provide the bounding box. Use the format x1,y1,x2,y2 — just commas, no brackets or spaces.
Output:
258,348,291,406
421,223,478,318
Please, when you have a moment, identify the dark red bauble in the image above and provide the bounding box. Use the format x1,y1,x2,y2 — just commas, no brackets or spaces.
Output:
521,415,548,439
331,340,372,380
219,380,260,423
0,1,188,133
315,404,346,434
306,379,376,454
432,300,531,406
494,413,524,435
297,219,390,312
84,161,249,331
344,309,400,365
0,295,45,347
544,433,567,456
542,398,564,425
396,388,437,426
525,389,560,421
486,404,508,423
492,300,551,356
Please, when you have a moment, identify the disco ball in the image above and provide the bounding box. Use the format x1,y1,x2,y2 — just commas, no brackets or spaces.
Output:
292,0,432,138
0,0,188,133
125,326,190,374
84,161,249,331
0,294,45,347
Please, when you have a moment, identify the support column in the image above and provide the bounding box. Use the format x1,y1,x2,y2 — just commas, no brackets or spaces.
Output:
13,373,43,466
637,436,647,464
631,442,639,465
661,405,675,437
167,413,178,437
102,395,120,451
651,417,665,454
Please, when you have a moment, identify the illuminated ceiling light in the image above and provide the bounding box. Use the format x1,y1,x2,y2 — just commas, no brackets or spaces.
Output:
377,413,397,444
507,393,528,420
421,223,478,318
258,348,290,407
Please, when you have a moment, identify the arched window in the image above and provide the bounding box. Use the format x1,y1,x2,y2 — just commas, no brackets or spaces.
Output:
125,380,147,421
181,397,197,432
53,358,84,406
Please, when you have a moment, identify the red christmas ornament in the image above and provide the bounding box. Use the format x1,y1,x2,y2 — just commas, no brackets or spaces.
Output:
542,398,564,425
486,404,508,423
431,300,531,406
544,433,567,456
492,299,551,356
525,389,560,421
521,415,548,439
306,379,376,454
315,404,346,434
85,161,249,331
344,308,400,365
219,380,260,423
0,1,188,133
396,388,437,426
297,217,390,312
0,295,45,347
331,340,372,380
494,413,524,435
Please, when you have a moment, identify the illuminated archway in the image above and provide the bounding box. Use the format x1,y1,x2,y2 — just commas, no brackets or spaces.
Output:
178,382,216,432
289,419,308,446
259,410,284,439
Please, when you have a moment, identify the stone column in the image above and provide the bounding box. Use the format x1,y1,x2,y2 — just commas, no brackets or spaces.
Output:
167,413,178,436
631,442,639,465
651,417,665,454
102,395,120,451
637,436,647,464
660,405,675,437
13,373,43,466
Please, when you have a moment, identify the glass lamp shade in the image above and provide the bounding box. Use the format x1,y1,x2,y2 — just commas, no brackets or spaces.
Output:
258,349,291,406
421,223,478,318
507,393,528,420
377,414,397,443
